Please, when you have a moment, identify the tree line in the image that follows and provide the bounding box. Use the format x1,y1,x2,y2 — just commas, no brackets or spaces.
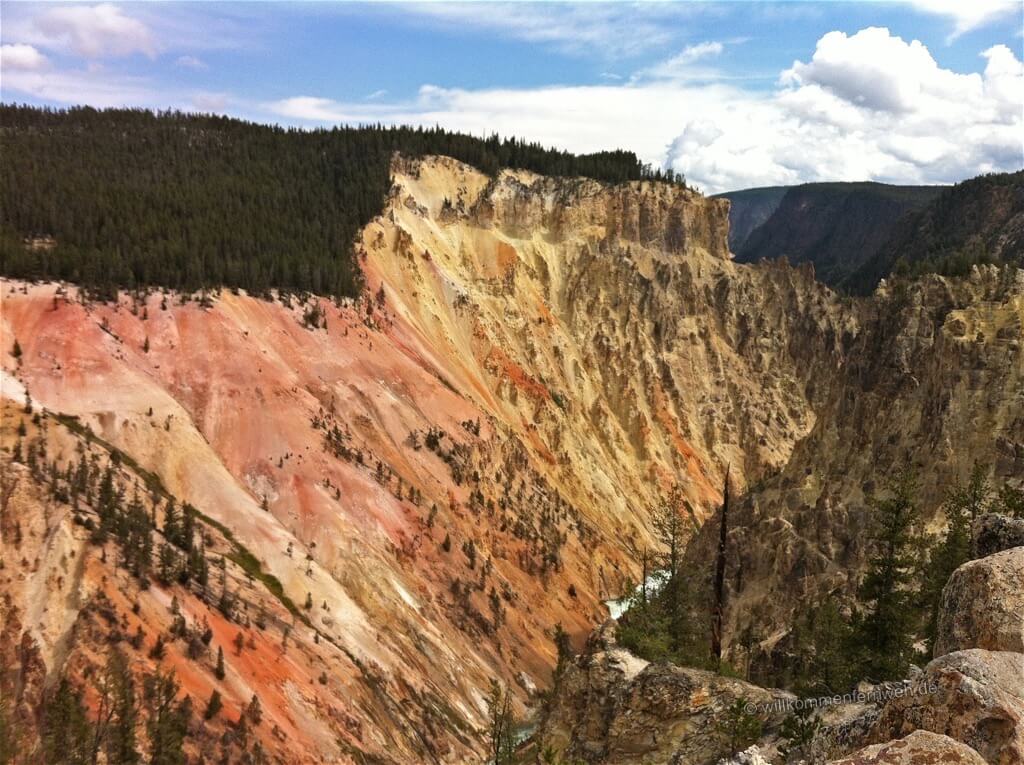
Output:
0,105,684,300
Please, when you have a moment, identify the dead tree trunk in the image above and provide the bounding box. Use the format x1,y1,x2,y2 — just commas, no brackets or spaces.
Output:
711,465,730,670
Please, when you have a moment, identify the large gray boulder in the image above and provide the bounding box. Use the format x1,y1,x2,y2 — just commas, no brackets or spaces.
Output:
936,546,1024,656
538,622,793,765
869,650,1024,765
829,730,987,765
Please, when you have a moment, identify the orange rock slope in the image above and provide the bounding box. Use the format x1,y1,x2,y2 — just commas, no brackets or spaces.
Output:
1,155,857,762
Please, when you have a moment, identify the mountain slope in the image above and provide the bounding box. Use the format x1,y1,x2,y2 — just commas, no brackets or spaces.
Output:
713,186,788,252
734,182,942,287
849,170,1024,293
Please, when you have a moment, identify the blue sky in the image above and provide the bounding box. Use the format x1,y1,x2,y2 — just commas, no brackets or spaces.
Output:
2,1,1022,192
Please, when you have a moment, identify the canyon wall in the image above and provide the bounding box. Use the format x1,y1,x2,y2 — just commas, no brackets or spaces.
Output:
2,155,1021,761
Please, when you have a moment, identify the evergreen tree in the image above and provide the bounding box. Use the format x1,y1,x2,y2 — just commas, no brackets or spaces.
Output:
922,464,992,652
143,670,190,765
41,679,93,765
1,105,676,300
162,501,180,546
485,681,516,765
715,698,763,757
246,694,262,726
203,690,222,721
851,472,922,681
778,708,822,763
104,650,141,765
215,646,226,680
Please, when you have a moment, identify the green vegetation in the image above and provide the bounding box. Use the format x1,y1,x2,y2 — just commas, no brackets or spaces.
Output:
618,465,1023,698
715,698,763,757
1,105,680,300
485,681,516,765
40,650,192,765
847,471,922,682
771,467,1022,694
734,181,941,288
848,170,1024,293
617,484,713,668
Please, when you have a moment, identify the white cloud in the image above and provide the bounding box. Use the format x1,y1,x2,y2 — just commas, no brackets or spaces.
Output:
0,43,49,72
637,41,725,81
395,3,708,59
781,27,980,113
31,3,158,59
266,27,1023,194
192,92,230,112
905,0,1020,40
176,55,208,71
671,28,1023,191
1,65,156,107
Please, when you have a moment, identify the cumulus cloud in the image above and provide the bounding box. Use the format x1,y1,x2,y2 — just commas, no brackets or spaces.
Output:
780,27,980,113
670,28,1023,191
268,27,1022,193
0,43,49,72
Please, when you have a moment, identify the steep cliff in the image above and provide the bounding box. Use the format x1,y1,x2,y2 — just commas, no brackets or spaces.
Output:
686,265,1024,673
1,155,849,761
2,155,1021,762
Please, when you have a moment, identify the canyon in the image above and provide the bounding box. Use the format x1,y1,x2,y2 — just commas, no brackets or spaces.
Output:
2,155,1022,763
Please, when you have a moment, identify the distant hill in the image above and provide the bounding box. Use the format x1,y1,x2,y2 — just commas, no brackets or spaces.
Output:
847,170,1024,293
713,186,788,251
732,181,942,288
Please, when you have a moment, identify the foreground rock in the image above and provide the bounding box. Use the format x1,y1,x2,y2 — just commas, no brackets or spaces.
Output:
538,624,793,765
870,650,1024,765
974,514,1024,558
936,547,1024,656
830,730,986,765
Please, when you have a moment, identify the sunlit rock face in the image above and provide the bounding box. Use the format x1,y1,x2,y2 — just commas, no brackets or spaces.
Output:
2,155,1021,761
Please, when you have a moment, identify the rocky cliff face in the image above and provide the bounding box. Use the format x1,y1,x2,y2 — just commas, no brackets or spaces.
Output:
540,519,1024,765
684,265,1023,671
1,155,1021,761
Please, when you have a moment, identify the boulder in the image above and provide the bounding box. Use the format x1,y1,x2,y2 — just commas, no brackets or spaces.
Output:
829,730,986,765
870,650,1024,765
717,745,772,765
974,514,1024,558
538,623,793,765
936,547,1024,656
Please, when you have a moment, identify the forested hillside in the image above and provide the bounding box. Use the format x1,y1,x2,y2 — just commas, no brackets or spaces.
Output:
0,105,678,299
848,170,1024,293
733,182,941,288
